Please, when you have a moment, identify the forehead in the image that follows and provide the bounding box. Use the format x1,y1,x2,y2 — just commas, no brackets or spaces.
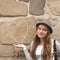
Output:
38,24,48,29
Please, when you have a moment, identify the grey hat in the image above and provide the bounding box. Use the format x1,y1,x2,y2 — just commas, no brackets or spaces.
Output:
36,20,53,34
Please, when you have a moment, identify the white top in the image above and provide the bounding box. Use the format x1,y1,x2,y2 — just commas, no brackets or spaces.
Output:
23,39,60,60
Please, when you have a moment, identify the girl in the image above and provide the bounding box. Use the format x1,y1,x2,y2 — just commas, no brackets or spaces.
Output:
14,20,60,60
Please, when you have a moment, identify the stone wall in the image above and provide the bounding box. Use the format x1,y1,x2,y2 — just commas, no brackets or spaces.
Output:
0,0,60,60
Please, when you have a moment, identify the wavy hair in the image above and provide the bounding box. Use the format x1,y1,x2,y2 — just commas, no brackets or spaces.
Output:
30,24,52,60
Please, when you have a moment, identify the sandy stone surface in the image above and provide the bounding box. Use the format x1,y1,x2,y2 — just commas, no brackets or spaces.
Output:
0,17,36,44
47,0,60,16
0,0,28,16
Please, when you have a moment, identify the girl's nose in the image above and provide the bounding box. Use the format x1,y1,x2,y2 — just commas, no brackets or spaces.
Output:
40,29,43,33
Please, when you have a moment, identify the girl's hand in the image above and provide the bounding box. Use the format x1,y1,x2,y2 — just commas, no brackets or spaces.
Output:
13,44,27,50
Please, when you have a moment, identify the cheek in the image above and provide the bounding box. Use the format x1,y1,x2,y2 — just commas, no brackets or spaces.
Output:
43,32,48,36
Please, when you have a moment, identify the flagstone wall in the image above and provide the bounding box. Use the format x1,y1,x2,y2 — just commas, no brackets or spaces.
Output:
0,0,60,60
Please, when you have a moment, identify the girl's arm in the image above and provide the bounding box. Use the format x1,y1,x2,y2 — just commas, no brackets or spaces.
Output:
13,44,33,60
24,48,33,60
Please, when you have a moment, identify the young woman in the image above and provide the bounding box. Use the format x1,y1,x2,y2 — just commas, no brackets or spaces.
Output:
14,20,60,60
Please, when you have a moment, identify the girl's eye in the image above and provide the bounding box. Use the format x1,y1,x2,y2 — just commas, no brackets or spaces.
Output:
43,29,48,31
38,28,48,31
38,28,41,30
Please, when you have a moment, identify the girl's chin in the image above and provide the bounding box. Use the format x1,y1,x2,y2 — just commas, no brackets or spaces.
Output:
38,36,46,38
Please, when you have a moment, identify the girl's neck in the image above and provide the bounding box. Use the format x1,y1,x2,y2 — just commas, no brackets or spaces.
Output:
40,38,45,45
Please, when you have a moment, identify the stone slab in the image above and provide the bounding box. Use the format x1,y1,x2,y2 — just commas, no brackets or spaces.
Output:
0,57,14,60
47,0,60,16
0,17,36,44
0,0,28,16
51,23,60,41
0,57,26,60
0,45,14,56
29,0,46,15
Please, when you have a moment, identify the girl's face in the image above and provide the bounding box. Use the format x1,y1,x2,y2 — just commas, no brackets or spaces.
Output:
36,24,48,39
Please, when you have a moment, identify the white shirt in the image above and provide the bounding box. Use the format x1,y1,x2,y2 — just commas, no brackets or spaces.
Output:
24,39,60,60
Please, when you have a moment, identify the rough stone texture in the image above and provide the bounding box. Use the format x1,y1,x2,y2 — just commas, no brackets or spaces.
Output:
14,57,26,60
0,0,28,16
17,0,29,2
0,45,14,56
0,17,36,44
0,57,14,60
47,0,60,16
0,44,29,59
49,18,59,26
29,0,46,16
0,57,26,60
51,23,60,42
0,21,16,44
49,19,60,42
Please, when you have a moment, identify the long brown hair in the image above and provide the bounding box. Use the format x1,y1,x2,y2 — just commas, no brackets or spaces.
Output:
30,24,52,60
